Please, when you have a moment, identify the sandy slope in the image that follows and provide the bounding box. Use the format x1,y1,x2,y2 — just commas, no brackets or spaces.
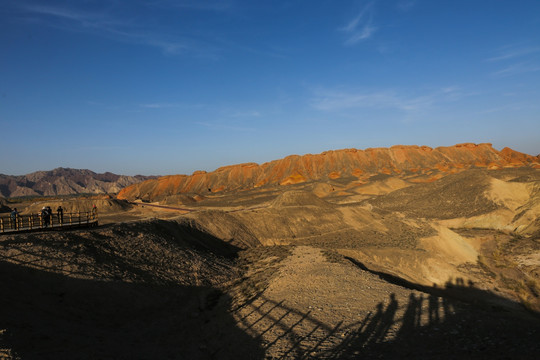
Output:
1,167,539,359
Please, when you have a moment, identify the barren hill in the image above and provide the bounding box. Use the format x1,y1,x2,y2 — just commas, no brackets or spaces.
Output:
117,143,539,202
2,161,540,358
0,168,156,198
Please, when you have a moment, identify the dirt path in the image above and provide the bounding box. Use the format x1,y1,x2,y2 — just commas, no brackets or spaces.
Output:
230,246,540,359
232,246,426,358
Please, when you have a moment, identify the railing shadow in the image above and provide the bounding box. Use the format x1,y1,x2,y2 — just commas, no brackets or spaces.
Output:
229,271,540,359
0,259,265,360
2,223,540,359
0,218,242,284
0,219,261,360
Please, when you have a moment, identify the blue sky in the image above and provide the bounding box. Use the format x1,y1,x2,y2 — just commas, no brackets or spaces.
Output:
1,0,539,176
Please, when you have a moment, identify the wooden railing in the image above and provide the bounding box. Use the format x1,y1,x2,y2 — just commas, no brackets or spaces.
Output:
0,209,98,234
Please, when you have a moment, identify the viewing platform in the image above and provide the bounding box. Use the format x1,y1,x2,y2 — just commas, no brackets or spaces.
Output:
0,210,98,234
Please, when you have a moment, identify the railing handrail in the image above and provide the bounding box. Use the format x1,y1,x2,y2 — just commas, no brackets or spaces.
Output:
0,209,98,234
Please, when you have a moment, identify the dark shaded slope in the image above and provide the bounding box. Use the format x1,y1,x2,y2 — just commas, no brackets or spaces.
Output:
0,261,263,360
0,219,263,359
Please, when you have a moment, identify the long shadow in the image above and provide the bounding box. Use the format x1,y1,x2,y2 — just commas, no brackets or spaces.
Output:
316,288,540,359
3,222,540,359
0,219,261,359
0,260,264,360
344,256,527,312
0,218,242,284
228,268,540,359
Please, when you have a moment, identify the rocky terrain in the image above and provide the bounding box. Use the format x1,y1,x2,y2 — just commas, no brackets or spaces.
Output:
0,168,156,199
117,143,539,202
1,145,539,359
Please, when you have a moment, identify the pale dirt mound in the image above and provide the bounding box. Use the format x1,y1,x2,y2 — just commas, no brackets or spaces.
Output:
369,169,500,219
485,177,532,211
511,183,540,235
337,225,481,289
353,176,411,195
270,190,332,208
436,176,540,234
21,198,133,215
311,182,337,197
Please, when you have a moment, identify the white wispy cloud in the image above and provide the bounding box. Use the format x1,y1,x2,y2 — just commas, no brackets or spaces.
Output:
140,102,206,109
227,110,262,118
397,0,417,12
150,0,233,12
491,62,540,77
487,44,540,62
487,43,540,77
310,86,467,112
194,121,255,132
475,102,533,115
340,2,377,45
18,3,205,56
24,4,85,21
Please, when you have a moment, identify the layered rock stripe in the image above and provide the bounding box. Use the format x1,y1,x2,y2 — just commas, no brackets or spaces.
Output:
117,143,540,201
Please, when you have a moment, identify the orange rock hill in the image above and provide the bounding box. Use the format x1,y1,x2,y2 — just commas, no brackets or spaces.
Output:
117,143,539,201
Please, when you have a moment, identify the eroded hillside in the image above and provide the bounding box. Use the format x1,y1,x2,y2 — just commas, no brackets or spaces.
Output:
117,143,539,202
0,168,155,198
1,163,539,359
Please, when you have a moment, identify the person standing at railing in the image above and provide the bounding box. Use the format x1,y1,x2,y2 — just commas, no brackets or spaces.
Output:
41,206,51,227
57,205,64,224
47,206,53,226
10,208,19,230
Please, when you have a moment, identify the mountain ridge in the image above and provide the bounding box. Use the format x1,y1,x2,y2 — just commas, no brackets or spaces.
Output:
117,143,540,202
0,167,156,198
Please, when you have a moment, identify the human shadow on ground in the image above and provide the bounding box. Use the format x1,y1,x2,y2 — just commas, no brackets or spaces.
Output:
324,289,540,359
321,259,540,359
229,283,540,359
2,224,540,360
344,256,526,311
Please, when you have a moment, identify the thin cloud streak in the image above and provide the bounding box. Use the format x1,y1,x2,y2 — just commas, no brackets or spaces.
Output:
340,2,377,45
194,121,255,132
397,0,417,12
491,62,540,77
150,0,233,12
20,3,201,56
310,86,468,113
227,110,262,118
487,45,540,62
140,103,206,109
